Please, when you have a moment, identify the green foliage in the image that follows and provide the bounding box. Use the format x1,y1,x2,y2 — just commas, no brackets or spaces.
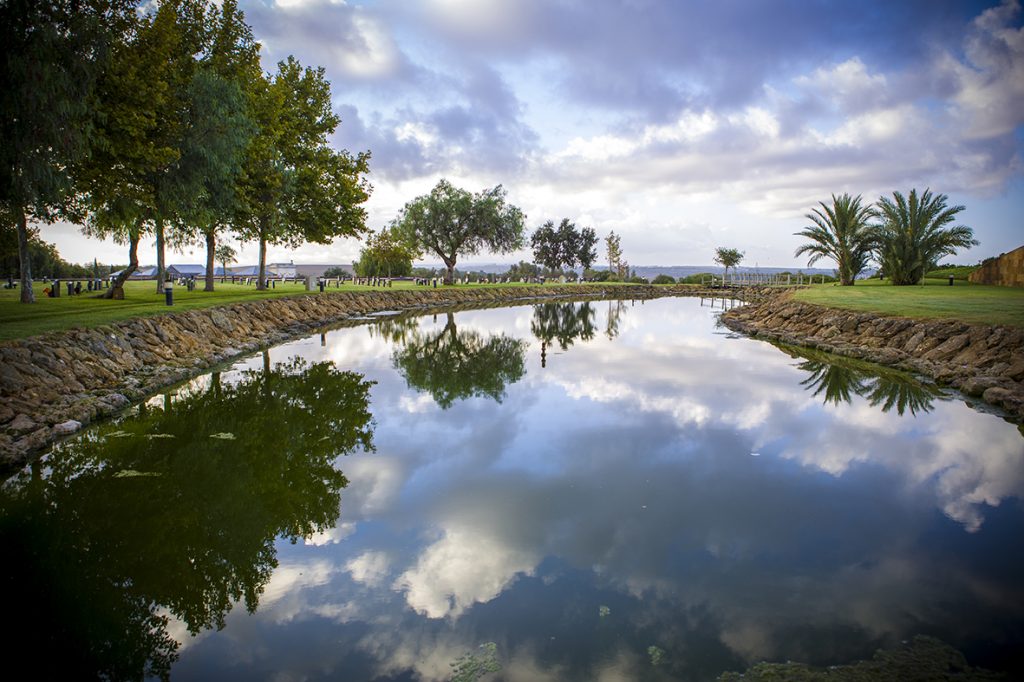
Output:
530,218,598,273
215,243,237,274
355,226,415,277
449,642,501,682
0,357,374,680
322,266,350,278
235,57,371,289
651,274,675,284
392,312,527,408
874,188,977,286
714,247,744,277
605,231,624,278
794,193,877,286
504,261,541,279
717,636,1001,681
627,275,649,284
780,344,940,416
393,179,525,284
531,302,596,355
584,268,612,281
1,0,135,301
925,264,978,280
677,272,717,284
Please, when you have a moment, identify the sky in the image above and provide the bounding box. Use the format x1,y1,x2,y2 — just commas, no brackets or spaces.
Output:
49,0,1024,269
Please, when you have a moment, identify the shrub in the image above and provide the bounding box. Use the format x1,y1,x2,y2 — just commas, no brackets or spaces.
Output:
651,274,675,284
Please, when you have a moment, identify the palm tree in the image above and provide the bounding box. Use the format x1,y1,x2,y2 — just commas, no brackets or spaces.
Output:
793,193,876,286
874,189,977,286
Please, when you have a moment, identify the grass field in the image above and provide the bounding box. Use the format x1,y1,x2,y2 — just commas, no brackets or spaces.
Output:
793,277,1024,328
3,275,1020,341
0,278,637,342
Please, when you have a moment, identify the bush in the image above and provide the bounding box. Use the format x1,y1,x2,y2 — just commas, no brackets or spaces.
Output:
586,269,613,282
627,275,649,284
651,274,675,284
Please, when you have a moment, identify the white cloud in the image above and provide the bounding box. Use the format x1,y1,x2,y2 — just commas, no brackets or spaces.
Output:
345,550,392,587
393,526,538,618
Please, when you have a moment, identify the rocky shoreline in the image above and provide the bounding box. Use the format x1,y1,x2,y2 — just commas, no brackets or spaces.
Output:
0,283,740,472
5,284,1018,474
721,290,1024,424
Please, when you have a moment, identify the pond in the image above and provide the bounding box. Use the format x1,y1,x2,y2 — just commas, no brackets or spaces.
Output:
2,296,1022,680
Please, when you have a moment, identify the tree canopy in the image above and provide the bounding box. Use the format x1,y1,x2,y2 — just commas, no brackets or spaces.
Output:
530,218,598,273
355,226,415,277
1,0,135,302
393,179,525,284
235,57,371,289
714,247,744,277
794,193,877,286
874,188,976,286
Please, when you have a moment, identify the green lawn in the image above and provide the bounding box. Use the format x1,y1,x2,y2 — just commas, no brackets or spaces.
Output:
793,277,1024,328
0,278,645,342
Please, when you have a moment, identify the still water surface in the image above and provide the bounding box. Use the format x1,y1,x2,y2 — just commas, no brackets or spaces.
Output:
2,297,1022,680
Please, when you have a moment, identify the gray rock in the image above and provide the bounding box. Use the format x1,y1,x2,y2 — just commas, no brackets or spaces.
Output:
8,413,36,434
51,420,82,436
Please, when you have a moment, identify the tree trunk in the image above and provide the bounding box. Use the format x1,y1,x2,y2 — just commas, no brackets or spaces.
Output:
257,229,267,291
204,230,215,292
103,227,141,299
443,256,455,285
155,215,166,293
16,207,34,303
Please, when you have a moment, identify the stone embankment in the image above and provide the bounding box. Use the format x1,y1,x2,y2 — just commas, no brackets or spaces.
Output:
721,291,1024,423
0,284,739,471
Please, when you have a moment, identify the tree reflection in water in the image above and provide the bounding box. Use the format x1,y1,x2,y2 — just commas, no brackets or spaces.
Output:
392,311,527,408
0,358,375,681
531,301,597,367
782,344,941,416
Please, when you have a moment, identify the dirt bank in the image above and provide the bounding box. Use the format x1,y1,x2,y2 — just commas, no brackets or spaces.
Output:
721,290,1024,423
0,284,741,471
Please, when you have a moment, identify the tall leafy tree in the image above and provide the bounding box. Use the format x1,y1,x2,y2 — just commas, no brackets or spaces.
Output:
606,230,623,278
714,247,744,279
874,188,977,286
215,243,237,277
530,218,598,274
356,225,415,277
81,0,207,298
794,193,877,286
1,0,134,303
236,57,371,290
184,0,259,292
393,179,525,285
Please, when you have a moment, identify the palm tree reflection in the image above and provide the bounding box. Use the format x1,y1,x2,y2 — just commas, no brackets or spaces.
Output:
783,345,940,416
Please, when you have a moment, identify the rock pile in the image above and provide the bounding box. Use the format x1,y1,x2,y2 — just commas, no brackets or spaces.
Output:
722,291,1024,422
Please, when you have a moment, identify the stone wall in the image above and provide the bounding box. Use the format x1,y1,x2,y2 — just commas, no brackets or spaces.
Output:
0,284,736,471
969,245,1024,287
721,291,1024,422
